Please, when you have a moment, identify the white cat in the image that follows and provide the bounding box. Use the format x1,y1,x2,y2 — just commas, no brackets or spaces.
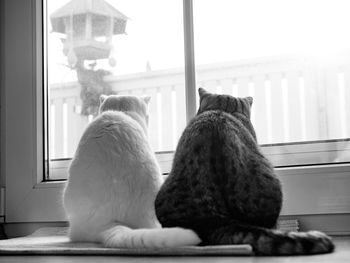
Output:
64,94,201,248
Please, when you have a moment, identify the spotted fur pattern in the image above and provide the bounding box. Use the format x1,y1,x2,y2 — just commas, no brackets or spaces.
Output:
155,88,334,255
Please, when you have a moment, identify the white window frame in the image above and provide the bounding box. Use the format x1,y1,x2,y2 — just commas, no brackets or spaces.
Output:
2,0,350,227
2,0,66,222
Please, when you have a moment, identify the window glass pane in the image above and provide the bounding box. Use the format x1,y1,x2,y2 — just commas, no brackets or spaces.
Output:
193,0,350,166
46,0,185,179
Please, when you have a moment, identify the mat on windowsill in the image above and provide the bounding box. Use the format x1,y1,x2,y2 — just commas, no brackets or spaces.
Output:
0,227,253,256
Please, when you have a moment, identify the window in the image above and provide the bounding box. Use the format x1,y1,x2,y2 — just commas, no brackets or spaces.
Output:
3,0,350,226
47,0,350,181
192,0,350,167
46,0,186,180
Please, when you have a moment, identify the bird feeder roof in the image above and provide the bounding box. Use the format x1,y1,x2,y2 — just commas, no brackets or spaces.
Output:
50,0,128,34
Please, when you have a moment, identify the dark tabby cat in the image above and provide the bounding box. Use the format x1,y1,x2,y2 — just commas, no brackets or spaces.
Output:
155,88,334,255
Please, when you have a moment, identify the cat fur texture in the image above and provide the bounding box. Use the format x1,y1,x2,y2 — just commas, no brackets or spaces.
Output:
155,88,334,255
64,94,201,248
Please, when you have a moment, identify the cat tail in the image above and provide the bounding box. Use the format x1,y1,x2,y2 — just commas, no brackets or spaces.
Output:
100,223,201,248
203,222,334,255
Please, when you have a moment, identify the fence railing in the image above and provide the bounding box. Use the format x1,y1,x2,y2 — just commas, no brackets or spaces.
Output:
49,56,350,159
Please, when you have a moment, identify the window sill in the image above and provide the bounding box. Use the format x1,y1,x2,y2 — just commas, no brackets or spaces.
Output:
44,162,350,219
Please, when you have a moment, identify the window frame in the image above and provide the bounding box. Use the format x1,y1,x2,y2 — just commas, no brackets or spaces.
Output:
2,0,350,225
3,0,66,222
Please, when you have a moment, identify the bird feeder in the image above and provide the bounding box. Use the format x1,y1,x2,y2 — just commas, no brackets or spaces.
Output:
50,0,127,66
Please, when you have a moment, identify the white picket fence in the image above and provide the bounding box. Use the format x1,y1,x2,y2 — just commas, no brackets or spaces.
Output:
49,56,350,159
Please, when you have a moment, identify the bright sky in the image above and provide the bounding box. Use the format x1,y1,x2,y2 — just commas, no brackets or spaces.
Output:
48,0,350,84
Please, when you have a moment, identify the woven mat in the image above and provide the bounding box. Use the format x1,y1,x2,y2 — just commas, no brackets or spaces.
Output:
0,227,253,256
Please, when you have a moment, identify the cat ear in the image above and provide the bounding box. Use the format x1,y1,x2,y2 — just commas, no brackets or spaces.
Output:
198,87,210,98
142,96,151,105
246,96,253,107
100,94,108,104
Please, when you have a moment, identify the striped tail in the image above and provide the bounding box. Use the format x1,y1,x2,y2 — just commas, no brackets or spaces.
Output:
202,222,334,255
100,224,201,248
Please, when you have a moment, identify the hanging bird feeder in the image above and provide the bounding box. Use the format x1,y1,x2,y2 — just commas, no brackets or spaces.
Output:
50,0,127,66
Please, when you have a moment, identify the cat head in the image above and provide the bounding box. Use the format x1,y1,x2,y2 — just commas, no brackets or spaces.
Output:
99,94,151,125
197,87,253,118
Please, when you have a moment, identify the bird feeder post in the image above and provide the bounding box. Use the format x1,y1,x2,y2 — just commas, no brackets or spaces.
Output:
85,13,92,40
